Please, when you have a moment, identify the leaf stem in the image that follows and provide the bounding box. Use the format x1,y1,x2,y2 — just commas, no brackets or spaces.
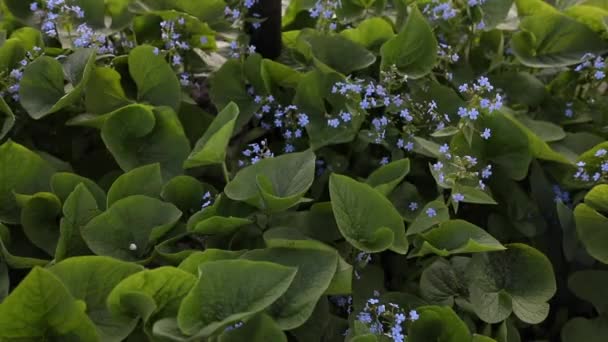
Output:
222,162,231,183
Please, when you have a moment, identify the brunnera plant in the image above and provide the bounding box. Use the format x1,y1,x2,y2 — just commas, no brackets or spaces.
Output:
0,0,607,341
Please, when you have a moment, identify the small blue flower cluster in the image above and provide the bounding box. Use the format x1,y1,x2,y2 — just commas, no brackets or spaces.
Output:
433,146,493,191
438,43,460,64
356,296,419,342
330,295,353,313
253,95,309,153
330,79,450,147
574,53,606,81
574,148,608,183
1,47,42,102
73,23,114,54
239,139,274,166
225,0,259,27
457,76,504,140
423,0,458,21
201,191,215,210
154,18,194,69
31,1,84,38
224,321,244,332
564,102,574,118
309,0,342,31
552,185,571,204
224,0,265,39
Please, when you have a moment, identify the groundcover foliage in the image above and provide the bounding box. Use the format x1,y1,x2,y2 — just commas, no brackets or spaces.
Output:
1,0,608,340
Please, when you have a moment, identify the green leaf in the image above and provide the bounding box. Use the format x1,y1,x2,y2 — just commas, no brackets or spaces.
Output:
190,216,253,235
294,70,364,149
0,140,54,223
366,158,410,196
512,11,608,67
329,173,409,254
51,172,106,210
296,29,376,74
0,38,26,72
210,60,260,132
0,95,15,140
129,45,181,111
408,305,471,342
225,150,316,212
466,243,556,324
85,66,132,114
263,227,353,295
241,248,338,329
0,267,99,341
107,266,196,324
177,259,297,336
574,203,608,263
55,184,100,261
82,195,182,261
20,192,62,256
49,256,143,342
411,220,506,257
569,270,608,314
566,4,608,33
0,223,49,269
452,184,497,205
420,257,470,306
184,102,239,168
562,315,608,342
107,163,163,207
340,17,395,50
380,5,437,78
20,49,96,119
219,314,287,342
407,200,450,236
178,249,246,275
101,105,191,179
161,175,207,214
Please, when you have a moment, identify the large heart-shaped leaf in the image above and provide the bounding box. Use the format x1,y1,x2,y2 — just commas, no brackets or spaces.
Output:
82,195,182,261
101,105,191,179
574,184,608,263
20,49,96,119
49,256,143,342
129,45,181,111
184,102,239,168
0,267,99,341
0,140,55,224
108,267,196,325
380,5,437,78
177,259,297,336
225,150,316,212
241,247,338,329
466,243,556,324
512,11,608,67
329,173,409,254
411,220,506,257
107,163,163,207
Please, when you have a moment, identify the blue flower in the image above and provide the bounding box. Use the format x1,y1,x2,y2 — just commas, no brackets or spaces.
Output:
358,312,373,324
410,310,420,321
426,208,437,217
452,193,465,202
481,128,492,139
468,108,479,120
595,70,605,80
409,202,418,211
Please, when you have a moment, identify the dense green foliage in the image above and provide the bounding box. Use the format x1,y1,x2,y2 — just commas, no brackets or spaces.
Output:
0,0,607,341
